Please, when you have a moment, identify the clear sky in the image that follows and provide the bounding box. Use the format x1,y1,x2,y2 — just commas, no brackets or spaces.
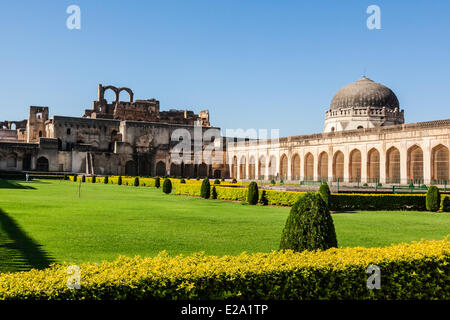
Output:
0,0,449,137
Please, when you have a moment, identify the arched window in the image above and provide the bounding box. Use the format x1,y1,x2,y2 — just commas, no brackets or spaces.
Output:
6,154,17,168
125,160,137,176
386,147,400,183
432,145,449,184
291,154,300,181
304,153,314,181
156,161,166,176
349,149,362,182
408,146,424,183
318,152,328,181
333,151,344,182
36,156,49,172
198,163,208,178
367,148,380,182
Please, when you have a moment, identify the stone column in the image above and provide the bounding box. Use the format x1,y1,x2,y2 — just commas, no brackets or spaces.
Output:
343,146,350,183
379,144,387,184
361,146,368,184
313,149,319,181
400,142,408,185
423,142,431,184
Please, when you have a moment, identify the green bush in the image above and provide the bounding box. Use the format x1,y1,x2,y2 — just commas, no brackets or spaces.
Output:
134,177,139,187
247,182,259,205
92,175,96,183
214,179,220,185
200,178,211,199
162,178,172,194
104,176,109,184
280,192,337,252
232,178,237,183
318,183,331,206
426,185,441,212
64,174,68,180
180,178,186,184
211,186,217,199
155,177,160,188
118,176,122,186
82,175,86,183
221,178,225,182
270,179,276,185
73,175,77,182
441,196,450,212
260,190,268,206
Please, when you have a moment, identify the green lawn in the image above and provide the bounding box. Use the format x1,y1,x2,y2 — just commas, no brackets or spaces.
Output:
0,179,448,273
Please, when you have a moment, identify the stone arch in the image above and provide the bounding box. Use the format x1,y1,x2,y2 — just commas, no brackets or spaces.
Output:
239,156,246,179
125,160,137,176
407,145,424,183
36,156,49,172
156,161,166,176
198,163,208,178
367,148,380,182
268,155,277,179
280,154,288,180
318,151,328,181
117,87,134,102
304,152,314,181
431,144,449,184
333,151,344,182
102,86,119,103
248,156,256,180
6,153,17,168
386,146,401,183
291,153,300,181
349,149,362,182
258,156,266,180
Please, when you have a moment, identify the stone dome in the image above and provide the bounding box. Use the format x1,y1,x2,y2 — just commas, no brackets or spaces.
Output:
330,77,399,110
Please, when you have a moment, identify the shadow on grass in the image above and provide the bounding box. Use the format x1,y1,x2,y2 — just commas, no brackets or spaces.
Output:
0,179,36,189
0,209,55,273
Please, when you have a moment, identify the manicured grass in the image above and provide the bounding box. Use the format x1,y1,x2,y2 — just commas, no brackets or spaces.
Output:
0,179,448,273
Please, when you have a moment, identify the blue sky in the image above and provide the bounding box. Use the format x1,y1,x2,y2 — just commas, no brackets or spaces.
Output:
0,0,449,136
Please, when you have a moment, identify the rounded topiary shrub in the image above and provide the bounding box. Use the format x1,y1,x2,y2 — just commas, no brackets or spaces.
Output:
180,178,186,184
104,176,109,184
259,190,268,206
163,178,172,194
280,192,337,252
82,175,86,183
211,186,217,199
155,177,160,188
134,177,139,187
118,176,122,186
92,175,96,183
247,182,259,205
426,185,441,212
441,196,450,212
232,178,237,184
318,183,331,206
214,179,220,185
200,178,211,199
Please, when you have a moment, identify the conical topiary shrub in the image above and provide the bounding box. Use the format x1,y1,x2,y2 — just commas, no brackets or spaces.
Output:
426,185,440,212
441,196,450,212
280,192,337,252
104,176,109,184
118,176,122,186
155,177,160,188
259,190,268,206
92,175,96,183
82,175,86,183
200,178,211,199
73,175,77,182
134,177,139,187
247,182,259,205
211,186,217,199
318,183,331,206
163,178,172,194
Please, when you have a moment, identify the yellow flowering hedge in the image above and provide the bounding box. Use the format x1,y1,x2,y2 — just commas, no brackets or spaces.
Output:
0,239,448,300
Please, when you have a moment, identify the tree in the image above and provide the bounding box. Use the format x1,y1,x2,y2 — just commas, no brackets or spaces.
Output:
118,176,122,186
73,175,77,182
318,183,331,206
200,178,211,199
82,175,86,183
92,175,96,183
163,178,172,194
280,192,337,252
426,185,441,212
155,177,160,188
211,186,218,199
247,182,259,205
134,177,139,187
104,176,109,184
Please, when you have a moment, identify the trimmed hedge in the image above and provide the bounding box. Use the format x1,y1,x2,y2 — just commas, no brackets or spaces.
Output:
200,178,211,199
426,185,440,212
0,239,448,300
441,196,450,212
247,182,259,205
163,178,172,194
175,184,429,210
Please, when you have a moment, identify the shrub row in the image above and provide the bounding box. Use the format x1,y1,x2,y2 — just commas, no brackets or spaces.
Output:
0,239,448,300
